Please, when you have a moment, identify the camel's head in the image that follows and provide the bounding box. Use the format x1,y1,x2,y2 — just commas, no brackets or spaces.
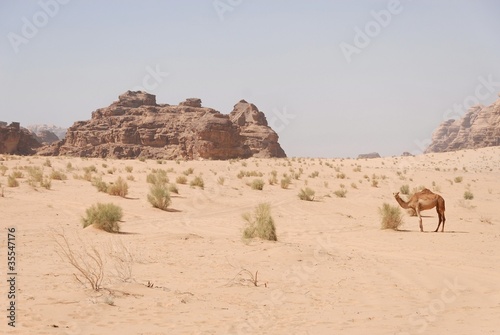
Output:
393,192,400,199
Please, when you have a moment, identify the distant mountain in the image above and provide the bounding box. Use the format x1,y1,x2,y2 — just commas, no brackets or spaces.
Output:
26,124,67,141
425,94,500,153
0,122,41,155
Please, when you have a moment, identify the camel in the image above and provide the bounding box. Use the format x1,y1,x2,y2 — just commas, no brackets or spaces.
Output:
393,188,446,232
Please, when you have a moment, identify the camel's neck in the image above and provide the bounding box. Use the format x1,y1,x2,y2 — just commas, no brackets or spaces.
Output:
395,195,409,209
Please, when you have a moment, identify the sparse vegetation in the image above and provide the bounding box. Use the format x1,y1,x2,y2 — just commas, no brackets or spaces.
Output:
280,176,291,189
7,175,19,187
176,175,187,184
250,179,265,190
333,188,347,198
242,203,277,241
400,184,410,195
92,177,109,193
107,177,129,197
298,187,315,201
125,166,133,173
454,176,463,183
147,183,171,210
217,176,225,185
463,190,474,200
81,203,123,233
50,170,67,180
147,170,168,185
379,203,404,230
190,175,204,189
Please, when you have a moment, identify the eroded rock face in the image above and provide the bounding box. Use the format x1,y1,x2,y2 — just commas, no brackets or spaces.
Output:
0,122,41,155
358,152,381,159
425,95,500,153
38,91,286,159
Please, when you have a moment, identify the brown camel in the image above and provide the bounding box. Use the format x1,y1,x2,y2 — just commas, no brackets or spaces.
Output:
393,188,446,232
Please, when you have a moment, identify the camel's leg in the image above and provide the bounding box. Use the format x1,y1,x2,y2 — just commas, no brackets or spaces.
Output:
434,208,442,232
416,208,423,232
441,211,446,232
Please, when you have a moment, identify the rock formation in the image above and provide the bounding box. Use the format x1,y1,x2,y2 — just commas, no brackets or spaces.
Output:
38,91,286,160
27,124,67,141
425,94,500,153
0,122,41,155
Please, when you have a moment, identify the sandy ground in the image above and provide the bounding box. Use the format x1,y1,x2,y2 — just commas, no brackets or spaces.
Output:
0,147,499,335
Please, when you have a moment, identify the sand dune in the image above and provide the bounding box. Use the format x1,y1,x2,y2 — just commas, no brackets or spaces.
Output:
0,147,499,334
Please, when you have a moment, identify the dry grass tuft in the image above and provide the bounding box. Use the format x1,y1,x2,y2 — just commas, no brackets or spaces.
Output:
379,203,404,230
82,203,123,233
242,203,277,241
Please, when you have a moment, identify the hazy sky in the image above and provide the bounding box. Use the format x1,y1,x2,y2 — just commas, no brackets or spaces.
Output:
1,0,499,157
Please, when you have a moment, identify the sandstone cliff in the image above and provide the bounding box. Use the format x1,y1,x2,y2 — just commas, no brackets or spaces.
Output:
425,94,500,153
38,91,286,160
0,122,41,155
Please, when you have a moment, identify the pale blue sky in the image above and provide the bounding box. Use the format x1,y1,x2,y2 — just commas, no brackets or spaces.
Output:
1,0,499,157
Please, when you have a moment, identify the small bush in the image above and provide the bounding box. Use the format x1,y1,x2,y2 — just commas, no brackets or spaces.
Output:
251,179,265,190
107,177,128,197
190,176,204,189
280,177,291,189
41,177,51,190
400,184,410,195
454,176,463,183
92,177,109,193
176,175,187,184
371,179,379,188
333,189,347,198
350,182,358,189
379,203,404,230
125,166,133,173
11,170,23,178
0,165,8,176
43,159,52,167
50,170,67,180
83,165,97,174
82,203,123,233
26,166,43,186
147,170,168,185
217,176,225,185
183,168,194,176
7,175,19,187
242,203,277,241
463,191,474,200
298,187,315,201
147,183,171,210
168,183,179,194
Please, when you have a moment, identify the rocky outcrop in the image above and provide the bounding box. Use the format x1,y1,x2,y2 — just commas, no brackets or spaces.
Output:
425,95,500,153
229,100,286,158
0,122,41,155
34,130,60,145
358,152,381,159
38,91,286,160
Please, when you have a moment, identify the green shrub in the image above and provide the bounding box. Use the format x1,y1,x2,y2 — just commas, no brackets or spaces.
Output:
176,175,187,184
82,203,123,233
242,203,277,241
7,175,19,187
147,170,168,185
147,183,171,210
400,184,410,195
50,170,67,180
463,191,474,200
298,187,315,201
92,177,109,193
107,177,128,197
190,176,204,189
379,203,404,230
280,177,291,189
333,188,347,198
26,166,43,186
250,179,265,190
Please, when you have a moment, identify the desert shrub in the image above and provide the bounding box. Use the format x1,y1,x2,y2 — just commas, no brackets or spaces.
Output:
309,171,319,178
107,177,128,197
43,158,52,167
371,179,379,188
41,177,51,190
336,172,346,179
82,203,123,233
26,166,43,185
379,203,404,230
400,184,410,195
242,203,277,241
125,166,133,173
176,175,187,184
147,170,168,185
280,176,291,189
92,177,109,193
190,176,204,189
0,165,7,176
168,183,179,194
7,175,19,187
217,176,225,185
126,175,135,181
11,171,23,179
298,187,315,201
147,183,171,210
250,179,265,190
50,170,67,180
83,165,97,174
454,176,463,183
333,188,347,198
463,191,474,200
66,162,73,171
183,168,194,176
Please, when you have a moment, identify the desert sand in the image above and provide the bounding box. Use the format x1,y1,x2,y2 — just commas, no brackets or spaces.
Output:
1,147,499,335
